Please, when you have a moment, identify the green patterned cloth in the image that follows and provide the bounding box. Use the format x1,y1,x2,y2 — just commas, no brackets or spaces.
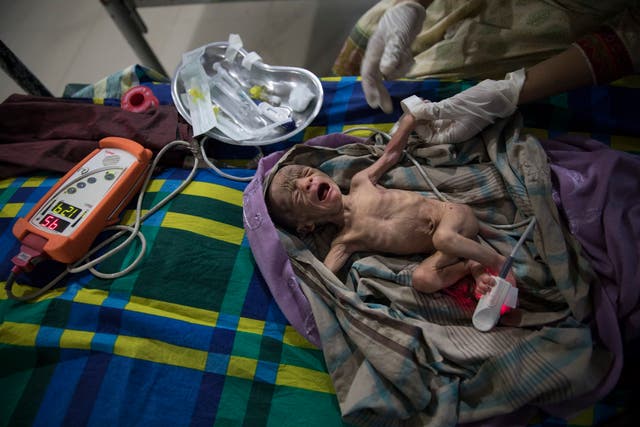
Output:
0,168,342,426
63,64,169,102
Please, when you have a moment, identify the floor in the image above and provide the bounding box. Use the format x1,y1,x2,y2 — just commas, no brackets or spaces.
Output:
0,0,375,101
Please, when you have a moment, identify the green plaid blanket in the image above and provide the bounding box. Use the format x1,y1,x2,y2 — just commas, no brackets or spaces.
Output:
0,169,341,426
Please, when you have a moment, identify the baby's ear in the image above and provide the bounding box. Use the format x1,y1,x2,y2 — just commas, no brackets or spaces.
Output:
296,222,315,236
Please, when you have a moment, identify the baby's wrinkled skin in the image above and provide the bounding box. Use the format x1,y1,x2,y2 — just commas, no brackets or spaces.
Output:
267,114,515,295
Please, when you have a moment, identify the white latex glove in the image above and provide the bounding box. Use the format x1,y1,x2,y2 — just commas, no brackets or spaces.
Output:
361,2,426,114
401,69,527,144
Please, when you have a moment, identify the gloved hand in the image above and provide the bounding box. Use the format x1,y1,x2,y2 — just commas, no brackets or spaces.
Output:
361,1,426,114
401,69,527,144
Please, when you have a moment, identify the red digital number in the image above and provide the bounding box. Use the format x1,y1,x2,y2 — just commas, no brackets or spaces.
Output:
48,216,59,230
42,214,59,230
39,213,70,233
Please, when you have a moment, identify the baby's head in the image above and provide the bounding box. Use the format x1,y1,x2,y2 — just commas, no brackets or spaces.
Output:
265,164,343,235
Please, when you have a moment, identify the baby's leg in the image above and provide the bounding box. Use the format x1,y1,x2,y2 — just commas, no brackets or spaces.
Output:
434,203,506,273
412,251,468,293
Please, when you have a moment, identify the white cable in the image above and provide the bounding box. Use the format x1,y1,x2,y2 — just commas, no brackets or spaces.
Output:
6,138,233,301
5,269,69,301
199,135,258,182
342,126,392,141
404,150,448,202
67,139,199,279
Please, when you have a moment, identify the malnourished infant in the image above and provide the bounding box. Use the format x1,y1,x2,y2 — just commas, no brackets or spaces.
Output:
266,115,514,295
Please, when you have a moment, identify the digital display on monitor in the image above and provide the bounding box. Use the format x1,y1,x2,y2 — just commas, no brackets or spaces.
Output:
51,201,82,219
39,214,70,233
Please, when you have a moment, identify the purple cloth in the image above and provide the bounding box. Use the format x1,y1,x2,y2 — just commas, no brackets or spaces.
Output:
543,135,640,336
243,133,364,347
539,135,640,415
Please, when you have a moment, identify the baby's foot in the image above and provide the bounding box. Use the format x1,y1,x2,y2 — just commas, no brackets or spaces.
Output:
467,260,495,299
473,270,495,299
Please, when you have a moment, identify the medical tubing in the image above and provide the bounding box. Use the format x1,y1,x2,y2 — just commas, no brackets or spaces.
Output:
199,135,257,182
343,127,392,140
5,267,70,302
498,216,537,278
404,150,449,202
406,150,534,229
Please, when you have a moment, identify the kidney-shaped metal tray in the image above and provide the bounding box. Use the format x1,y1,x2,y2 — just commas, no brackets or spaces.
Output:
171,42,323,146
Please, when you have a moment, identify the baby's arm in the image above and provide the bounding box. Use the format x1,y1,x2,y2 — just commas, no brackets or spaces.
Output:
357,114,416,185
324,242,352,274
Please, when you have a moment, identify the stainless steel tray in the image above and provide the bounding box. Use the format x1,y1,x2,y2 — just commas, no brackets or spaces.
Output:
171,42,323,146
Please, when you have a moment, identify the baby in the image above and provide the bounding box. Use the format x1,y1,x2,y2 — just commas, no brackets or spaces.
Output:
266,115,513,295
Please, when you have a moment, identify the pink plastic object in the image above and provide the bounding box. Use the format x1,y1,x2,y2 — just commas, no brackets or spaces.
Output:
121,86,159,113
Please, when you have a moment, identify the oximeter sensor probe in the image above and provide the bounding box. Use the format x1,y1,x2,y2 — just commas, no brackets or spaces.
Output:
472,217,537,332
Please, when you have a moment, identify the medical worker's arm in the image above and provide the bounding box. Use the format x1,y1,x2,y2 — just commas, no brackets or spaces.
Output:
518,45,594,104
401,45,596,144
361,0,430,114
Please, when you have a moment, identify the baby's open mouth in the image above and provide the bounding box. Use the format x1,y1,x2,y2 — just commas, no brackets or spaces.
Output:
317,183,330,201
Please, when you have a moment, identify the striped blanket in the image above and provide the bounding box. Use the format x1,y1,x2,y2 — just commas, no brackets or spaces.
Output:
245,76,640,426
269,118,608,426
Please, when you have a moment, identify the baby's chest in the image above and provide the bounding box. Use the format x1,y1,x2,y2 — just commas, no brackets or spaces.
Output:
349,187,436,237
360,187,432,221
346,210,435,254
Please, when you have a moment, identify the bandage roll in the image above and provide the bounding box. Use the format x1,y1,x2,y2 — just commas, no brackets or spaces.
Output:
121,86,159,113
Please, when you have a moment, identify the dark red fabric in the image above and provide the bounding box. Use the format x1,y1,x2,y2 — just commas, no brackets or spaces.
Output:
0,94,193,178
574,26,634,85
